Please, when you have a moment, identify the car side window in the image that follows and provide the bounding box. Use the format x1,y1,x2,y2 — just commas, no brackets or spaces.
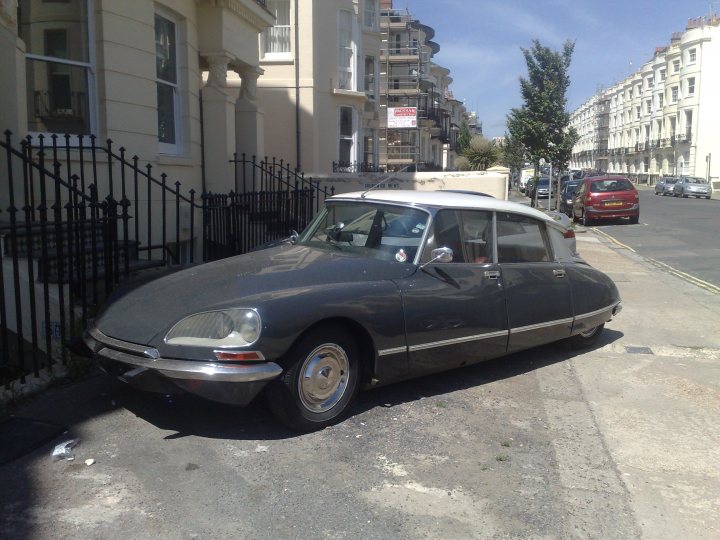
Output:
421,209,493,264
458,210,494,264
496,212,552,263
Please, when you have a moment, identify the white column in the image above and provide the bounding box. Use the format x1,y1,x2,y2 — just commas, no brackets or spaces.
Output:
201,54,239,193
235,66,265,189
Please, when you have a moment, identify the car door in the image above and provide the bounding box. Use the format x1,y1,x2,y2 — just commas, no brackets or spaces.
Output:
397,209,508,376
572,182,586,218
496,212,573,354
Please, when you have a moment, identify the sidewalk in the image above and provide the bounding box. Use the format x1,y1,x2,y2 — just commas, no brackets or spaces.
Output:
571,232,720,539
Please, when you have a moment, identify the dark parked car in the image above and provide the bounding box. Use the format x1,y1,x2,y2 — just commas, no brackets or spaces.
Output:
672,176,711,199
654,177,678,196
526,176,550,203
560,179,583,216
572,176,639,226
84,191,622,431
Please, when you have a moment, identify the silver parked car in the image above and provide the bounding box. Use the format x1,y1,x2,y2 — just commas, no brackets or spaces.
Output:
673,177,711,199
654,177,678,196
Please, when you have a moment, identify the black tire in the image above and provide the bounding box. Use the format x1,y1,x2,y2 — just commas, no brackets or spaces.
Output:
682,194,688,198
567,323,604,349
629,215,639,224
706,196,711,200
267,324,361,432
582,211,591,227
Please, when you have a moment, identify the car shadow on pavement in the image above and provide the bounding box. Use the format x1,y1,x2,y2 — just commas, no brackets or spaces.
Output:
354,328,623,415
4,328,623,449
115,328,623,439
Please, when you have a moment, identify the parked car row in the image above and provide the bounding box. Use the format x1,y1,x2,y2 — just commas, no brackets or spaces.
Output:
655,176,711,199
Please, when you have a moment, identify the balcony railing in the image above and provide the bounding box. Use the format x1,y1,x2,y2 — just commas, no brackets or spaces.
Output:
332,161,385,174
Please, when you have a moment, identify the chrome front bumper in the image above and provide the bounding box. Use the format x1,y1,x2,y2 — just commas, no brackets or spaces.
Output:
84,327,283,405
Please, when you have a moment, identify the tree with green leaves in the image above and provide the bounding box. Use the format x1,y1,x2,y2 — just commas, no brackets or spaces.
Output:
457,119,472,155
506,39,579,206
500,132,526,174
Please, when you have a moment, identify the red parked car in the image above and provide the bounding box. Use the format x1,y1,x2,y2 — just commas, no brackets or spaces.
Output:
571,176,639,226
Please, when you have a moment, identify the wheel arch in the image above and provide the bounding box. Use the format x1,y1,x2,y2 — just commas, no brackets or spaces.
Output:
279,317,377,384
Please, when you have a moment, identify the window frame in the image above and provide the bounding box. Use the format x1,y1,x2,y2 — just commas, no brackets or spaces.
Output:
363,0,378,31
155,10,182,155
338,105,356,166
688,48,697,64
337,9,356,91
261,0,292,61
364,55,377,99
21,0,97,140
687,76,695,97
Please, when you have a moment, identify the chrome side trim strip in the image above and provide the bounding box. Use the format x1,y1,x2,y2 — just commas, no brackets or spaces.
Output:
408,330,509,353
378,346,408,357
574,302,619,321
510,317,574,335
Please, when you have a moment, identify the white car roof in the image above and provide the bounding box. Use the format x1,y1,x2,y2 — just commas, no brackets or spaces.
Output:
329,190,556,225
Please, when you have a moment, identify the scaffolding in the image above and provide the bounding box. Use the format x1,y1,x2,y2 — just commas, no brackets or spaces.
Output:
379,7,426,171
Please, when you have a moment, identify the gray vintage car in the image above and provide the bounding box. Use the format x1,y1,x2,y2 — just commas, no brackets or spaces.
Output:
84,191,622,431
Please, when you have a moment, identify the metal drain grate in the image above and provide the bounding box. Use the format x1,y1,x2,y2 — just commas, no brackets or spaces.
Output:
625,346,654,355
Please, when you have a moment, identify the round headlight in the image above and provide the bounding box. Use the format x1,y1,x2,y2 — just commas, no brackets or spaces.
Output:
165,309,261,347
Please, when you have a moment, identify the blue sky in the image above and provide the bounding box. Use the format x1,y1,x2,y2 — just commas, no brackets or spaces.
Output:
400,0,718,137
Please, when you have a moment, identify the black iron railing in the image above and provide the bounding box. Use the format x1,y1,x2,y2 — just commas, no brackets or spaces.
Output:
0,132,329,385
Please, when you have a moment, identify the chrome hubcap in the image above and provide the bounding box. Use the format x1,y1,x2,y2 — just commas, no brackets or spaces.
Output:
298,344,349,413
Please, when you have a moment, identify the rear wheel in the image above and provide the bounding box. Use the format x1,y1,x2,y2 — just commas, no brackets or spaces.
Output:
682,193,689,198
629,215,639,224
267,325,361,432
567,324,604,349
582,211,592,227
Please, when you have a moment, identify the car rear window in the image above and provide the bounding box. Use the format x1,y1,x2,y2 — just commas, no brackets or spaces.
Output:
684,177,708,184
589,179,634,193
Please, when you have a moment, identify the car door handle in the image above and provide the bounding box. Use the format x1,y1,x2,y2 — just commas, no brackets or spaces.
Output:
484,270,500,280
553,269,566,278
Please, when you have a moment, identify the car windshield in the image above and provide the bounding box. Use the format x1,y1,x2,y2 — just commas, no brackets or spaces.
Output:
684,177,707,184
298,201,430,263
563,182,581,194
665,179,677,184
589,179,634,193
536,178,549,187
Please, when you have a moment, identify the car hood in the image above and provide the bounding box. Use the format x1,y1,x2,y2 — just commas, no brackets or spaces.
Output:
94,244,417,344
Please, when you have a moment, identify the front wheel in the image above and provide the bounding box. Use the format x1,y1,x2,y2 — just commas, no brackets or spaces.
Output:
267,325,361,432
567,324,604,349
629,215,639,224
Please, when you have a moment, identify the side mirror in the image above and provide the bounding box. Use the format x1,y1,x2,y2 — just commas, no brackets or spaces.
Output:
289,230,299,244
420,247,453,269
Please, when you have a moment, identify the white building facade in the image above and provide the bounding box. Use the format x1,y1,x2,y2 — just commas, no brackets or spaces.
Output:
570,15,720,191
256,0,383,174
